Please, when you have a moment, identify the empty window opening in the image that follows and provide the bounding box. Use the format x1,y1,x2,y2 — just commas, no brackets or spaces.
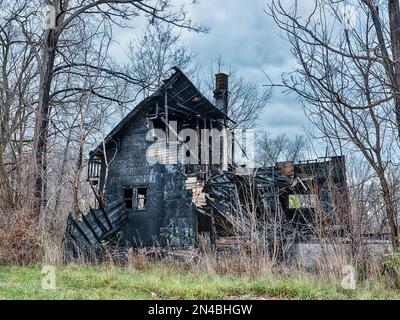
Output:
137,187,147,210
289,194,317,209
124,188,133,209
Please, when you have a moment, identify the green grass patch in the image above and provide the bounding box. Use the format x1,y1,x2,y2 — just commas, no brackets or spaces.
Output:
0,265,399,300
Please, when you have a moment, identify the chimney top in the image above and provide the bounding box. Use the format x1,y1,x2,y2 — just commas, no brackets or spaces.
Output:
215,73,228,92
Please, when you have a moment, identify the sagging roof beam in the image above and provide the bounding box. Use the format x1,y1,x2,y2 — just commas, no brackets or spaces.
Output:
169,84,193,101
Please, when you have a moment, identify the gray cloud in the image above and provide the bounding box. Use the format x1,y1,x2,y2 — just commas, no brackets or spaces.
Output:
178,0,306,137
181,0,290,69
110,0,308,137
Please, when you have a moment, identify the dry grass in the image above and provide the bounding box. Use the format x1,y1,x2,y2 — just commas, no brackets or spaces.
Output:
0,209,43,265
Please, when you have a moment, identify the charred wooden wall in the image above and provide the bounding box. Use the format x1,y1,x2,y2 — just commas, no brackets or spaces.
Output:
99,108,196,247
281,156,350,235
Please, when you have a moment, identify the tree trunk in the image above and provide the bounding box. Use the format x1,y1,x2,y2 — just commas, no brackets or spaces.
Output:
366,0,400,136
389,0,400,137
380,175,399,250
34,30,57,217
0,149,14,211
71,136,84,219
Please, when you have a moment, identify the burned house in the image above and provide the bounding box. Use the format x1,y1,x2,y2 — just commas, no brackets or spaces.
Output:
64,67,349,257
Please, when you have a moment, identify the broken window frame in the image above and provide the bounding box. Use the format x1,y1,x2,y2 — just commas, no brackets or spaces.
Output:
137,187,147,211
123,186,147,211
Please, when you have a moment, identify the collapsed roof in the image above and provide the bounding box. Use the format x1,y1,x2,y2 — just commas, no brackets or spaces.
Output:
91,66,233,157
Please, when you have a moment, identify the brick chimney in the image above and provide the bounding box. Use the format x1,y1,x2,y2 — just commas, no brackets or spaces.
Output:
214,73,229,115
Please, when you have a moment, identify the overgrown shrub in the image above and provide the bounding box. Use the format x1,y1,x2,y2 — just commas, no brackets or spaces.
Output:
382,252,400,286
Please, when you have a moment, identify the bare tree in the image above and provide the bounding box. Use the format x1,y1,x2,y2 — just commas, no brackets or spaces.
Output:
127,23,198,98
0,0,38,212
268,0,400,250
257,132,306,168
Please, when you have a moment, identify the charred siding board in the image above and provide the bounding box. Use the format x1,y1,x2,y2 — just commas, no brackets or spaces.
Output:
160,164,195,246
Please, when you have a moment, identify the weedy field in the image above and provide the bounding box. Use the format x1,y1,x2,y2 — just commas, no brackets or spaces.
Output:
0,265,399,300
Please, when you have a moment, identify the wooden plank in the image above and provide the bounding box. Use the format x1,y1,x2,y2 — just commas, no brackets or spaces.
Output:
81,213,102,243
91,208,109,234
83,213,104,238
71,217,93,245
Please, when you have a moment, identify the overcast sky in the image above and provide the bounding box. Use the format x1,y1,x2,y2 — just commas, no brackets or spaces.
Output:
110,0,308,138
